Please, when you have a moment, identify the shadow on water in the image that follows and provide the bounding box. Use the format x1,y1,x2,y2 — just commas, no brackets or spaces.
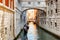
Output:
37,24,60,40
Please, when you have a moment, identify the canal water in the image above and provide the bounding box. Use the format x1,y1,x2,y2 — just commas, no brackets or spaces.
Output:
27,22,60,40
37,26,60,40
20,22,60,40
27,22,38,40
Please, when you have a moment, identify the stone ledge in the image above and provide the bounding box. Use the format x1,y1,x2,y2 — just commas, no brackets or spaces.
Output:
0,3,14,13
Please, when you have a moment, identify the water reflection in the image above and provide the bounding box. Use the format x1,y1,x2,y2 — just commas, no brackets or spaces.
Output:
27,22,38,40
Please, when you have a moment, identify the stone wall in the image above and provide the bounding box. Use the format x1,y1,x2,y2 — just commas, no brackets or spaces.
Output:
0,5,14,40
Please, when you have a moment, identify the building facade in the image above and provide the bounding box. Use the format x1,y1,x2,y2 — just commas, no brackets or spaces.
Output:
38,0,60,37
0,0,15,40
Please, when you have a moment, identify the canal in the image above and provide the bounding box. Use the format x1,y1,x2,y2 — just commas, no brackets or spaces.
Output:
19,22,60,40
37,25,60,40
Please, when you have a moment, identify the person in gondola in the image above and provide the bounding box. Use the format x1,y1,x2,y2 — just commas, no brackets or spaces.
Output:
23,23,29,40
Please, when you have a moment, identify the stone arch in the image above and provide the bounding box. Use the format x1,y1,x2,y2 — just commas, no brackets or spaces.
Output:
22,8,46,13
21,8,46,24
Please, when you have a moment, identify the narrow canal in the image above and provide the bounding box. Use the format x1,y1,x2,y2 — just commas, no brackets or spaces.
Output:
19,22,60,40
27,22,38,40
27,22,60,40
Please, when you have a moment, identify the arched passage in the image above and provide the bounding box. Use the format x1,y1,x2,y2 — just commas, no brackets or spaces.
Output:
21,8,46,24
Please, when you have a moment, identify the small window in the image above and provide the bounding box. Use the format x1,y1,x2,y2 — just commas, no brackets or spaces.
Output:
49,18,51,22
45,21,46,24
51,1,53,4
5,28,7,34
38,2,40,4
10,25,11,31
55,22,57,27
56,0,58,2
55,9,57,13
51,10,53,15
51,22,52,25
48,3,49,6
48,11,49,14
28,2,31,4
